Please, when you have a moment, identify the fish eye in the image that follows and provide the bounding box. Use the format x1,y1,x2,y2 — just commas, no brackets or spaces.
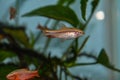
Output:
79,32,82,34
80,31,84,34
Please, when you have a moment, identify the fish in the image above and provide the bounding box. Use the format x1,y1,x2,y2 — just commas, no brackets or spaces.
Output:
37,24,84,39
6,68,40,80
9,7,16,20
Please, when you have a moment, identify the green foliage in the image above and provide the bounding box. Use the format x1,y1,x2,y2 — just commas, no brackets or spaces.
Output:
97,49,120,72
29,31,36,48
0,50,16,61
97,49,110,65
0,0,120,80
91,0,100,16
22,5,80,27
80,0,88,21
3,27,30,47
77,36,89,53
0,64,18,80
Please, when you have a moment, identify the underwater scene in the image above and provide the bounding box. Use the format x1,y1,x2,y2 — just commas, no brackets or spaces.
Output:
0,0,120,80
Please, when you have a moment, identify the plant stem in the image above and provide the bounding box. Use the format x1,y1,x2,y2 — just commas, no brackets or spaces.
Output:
70,62,97,67
82,7,95,31
75,38,78,54
63,68,82,80
43,20,59,52
77,36,89,54
15,0,20,26
65,71,68,80
59,67,62,80
61,40,75,60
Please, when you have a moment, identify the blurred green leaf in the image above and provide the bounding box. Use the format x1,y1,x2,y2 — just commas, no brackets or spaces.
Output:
80,0,88,21
29,31,35,48
97,49,110,65
80,0,99,30
22,5,80,27
97,49,120,72
3,27,29,47
23,55,39,67
0,64,18,80
91,0,99,15
0,50,16,61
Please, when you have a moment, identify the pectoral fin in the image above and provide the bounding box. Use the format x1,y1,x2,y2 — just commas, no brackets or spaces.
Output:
46,35,55,38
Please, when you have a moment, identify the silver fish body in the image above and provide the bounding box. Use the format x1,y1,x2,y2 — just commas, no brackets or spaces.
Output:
38,25,84,39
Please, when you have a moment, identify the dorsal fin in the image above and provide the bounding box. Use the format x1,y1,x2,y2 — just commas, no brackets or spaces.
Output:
61,26,68,29
58,24,67,29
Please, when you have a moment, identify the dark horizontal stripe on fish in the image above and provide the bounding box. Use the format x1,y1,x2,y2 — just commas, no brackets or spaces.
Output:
45,30,77,34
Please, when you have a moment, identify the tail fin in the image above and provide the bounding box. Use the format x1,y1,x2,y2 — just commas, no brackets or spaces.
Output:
37,24,48,33
34,70,40,77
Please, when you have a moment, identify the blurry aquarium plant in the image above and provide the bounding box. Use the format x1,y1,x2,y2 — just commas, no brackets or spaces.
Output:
0,0,120,80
